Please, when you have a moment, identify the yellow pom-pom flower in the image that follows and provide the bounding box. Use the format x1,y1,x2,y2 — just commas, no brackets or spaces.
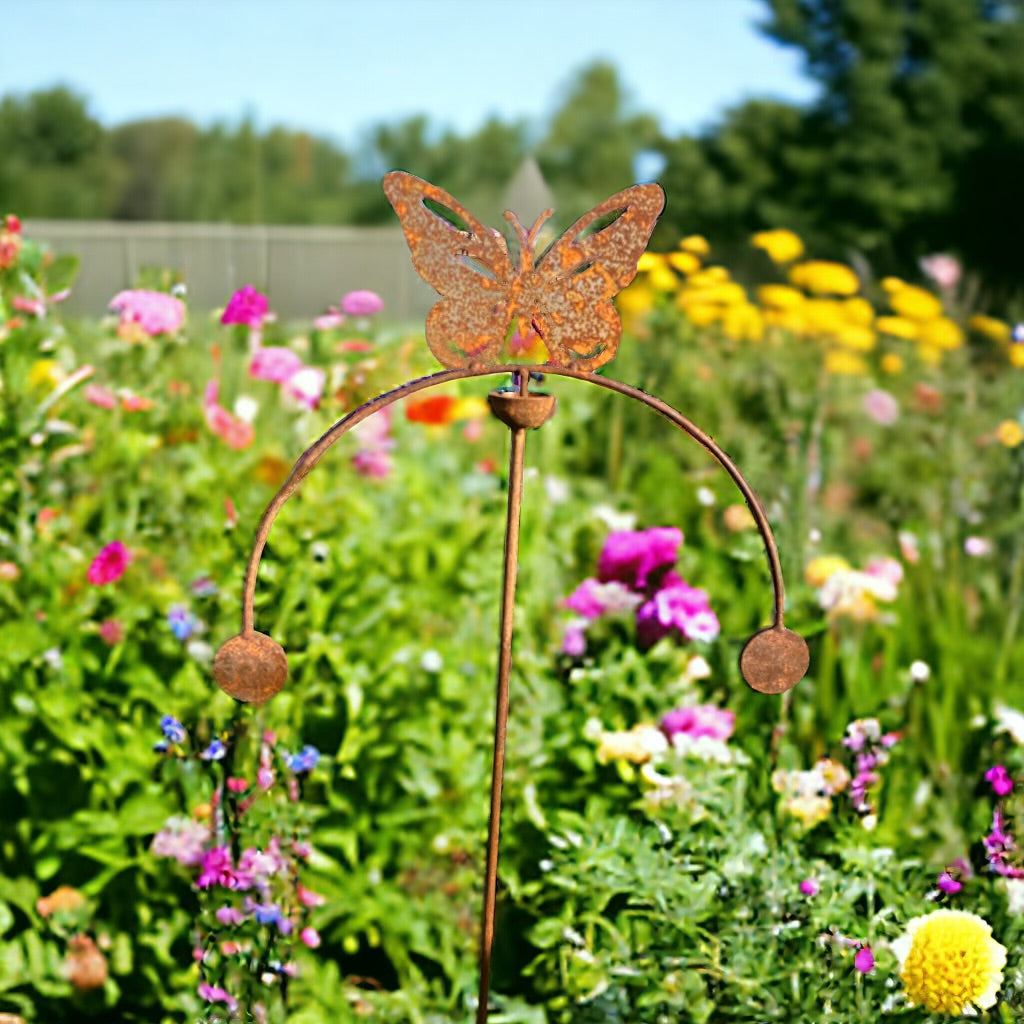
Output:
891,910,1006,1015
678,234,710,256
968,315,1011,343
790,260,860,297
752,228,805,264
997,419,1024,448
888,284,943,320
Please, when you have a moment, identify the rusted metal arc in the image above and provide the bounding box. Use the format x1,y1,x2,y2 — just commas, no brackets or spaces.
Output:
239,364,787,636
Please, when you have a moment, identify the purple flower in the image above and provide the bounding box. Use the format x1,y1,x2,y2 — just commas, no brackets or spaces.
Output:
341,289,383,317
215,905,246,926
196,846,252,890
198,982,238,1011
283,744,320,774
597,527,682,592
200,738,227,762
159,714,186,744
167,604,197,641
986,764,1014,797
222,285,269,328
853,945,874,974
937,871,962,894
799,877,820,897
636,579,719,648
661,704,735,743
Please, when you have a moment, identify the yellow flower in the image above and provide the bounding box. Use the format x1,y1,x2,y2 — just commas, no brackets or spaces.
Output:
917,317,963,350
1011,346,1024,369
824,350,869,375
832,323,876,352
752,228,804,264
876,315,919,340
667,251,700,275
647,264,678,292
617,282,653,318
889,284,943,320
680,281,746,307
892,910,1006,1015
595,724,668,765
968,315,1011,343
722,303,764,342
687,266,730,288
842,297,875,326
805,555,851,586
997,419,1024,448
637,252,665,273
678,301,721,328
790,260,860,296
756,284,804,309
28,359,64,393
881,276,908,293
678,234,710,256
881,353,904,375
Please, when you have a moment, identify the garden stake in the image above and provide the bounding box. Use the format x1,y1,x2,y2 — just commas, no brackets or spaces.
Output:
213,171,811,1019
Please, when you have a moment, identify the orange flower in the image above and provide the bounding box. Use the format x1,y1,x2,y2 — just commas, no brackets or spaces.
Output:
36,885,86,919
406,395,458,425
64,934,108,994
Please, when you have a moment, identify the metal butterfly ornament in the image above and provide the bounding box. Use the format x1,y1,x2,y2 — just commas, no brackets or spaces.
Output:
383,171,665,371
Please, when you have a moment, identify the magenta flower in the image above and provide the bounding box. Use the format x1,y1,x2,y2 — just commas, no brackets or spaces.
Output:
83,383,117,409
351,408,395,479
636,578,719,648
196,846,253,890
853,945,874,974
86,541,131,585
561,621,587,657
937,871,963,894
221,285,269,328
109,289,185,335
341,289,383,317
799,877,820,897
300,925,321,948
198,983,237,1012
249,346,303,384
597,527,683,591
564,578,643,619
986,765,1014,796
661,704,735,743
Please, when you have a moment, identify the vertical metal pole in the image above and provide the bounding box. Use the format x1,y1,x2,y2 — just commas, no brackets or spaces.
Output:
476,380,530,1023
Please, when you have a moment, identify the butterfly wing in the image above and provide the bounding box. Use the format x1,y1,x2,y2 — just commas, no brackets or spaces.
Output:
527,183,665,370
383,171,514,367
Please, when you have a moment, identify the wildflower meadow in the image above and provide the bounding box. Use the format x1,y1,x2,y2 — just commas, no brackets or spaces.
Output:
4,208,1024,1023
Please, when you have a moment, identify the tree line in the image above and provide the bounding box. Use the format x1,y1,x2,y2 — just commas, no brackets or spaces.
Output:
2,0,1022,288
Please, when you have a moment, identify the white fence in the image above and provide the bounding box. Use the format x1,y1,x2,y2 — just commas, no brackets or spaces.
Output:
23,219,440,323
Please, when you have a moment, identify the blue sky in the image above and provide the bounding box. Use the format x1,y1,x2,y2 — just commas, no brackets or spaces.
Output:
1,0,817,147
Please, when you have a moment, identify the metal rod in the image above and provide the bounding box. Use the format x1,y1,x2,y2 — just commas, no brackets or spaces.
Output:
475,396,528,1023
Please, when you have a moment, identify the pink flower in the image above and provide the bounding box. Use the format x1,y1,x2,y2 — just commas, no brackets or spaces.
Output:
215,905,246,926
661,703,735,742
296,884,326,908
853,945,874,974
283,365,326,409
196,846,253,890
98,619,124,646
198,983,237,1012
250,346,303,384
561,621,587,657
109,289,185,336
862,388,899,426
87,541,131,585
341,289,383,317
151,815,210,867
564,578,643,619
203,381,255,449
221,285,269,328
598,527,683,592
83,383,117,409
351,408,395,479
864,557,903,588
636,577,719,647
920,253,961,291
313,308,346,330
799,878,820,897
965,536,992,557
226,777,249,793
300,926,321,948
987,764,1014,796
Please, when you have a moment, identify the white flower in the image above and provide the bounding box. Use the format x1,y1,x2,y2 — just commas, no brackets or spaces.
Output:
909,660,931,683
994,702,1024,746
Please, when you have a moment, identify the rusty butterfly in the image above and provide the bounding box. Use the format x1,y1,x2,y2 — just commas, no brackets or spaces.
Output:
383,171,665,371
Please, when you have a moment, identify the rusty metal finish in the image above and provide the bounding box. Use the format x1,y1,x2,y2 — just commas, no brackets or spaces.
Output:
476,374,533,1024
383,171,664,371
212,630,288,704
215,173,809,1022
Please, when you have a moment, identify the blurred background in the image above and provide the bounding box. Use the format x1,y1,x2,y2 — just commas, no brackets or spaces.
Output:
2,0,1023,312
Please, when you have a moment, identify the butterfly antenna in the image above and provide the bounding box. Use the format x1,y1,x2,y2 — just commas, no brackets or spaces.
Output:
503,211,532,272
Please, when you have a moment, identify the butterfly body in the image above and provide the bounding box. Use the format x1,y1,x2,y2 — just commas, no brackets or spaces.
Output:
383,171,664,370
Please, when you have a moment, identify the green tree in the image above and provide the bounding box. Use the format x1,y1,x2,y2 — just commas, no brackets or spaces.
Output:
761,0,1024,282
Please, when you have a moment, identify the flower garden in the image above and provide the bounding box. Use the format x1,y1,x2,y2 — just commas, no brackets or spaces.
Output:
3,209,1024,1022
